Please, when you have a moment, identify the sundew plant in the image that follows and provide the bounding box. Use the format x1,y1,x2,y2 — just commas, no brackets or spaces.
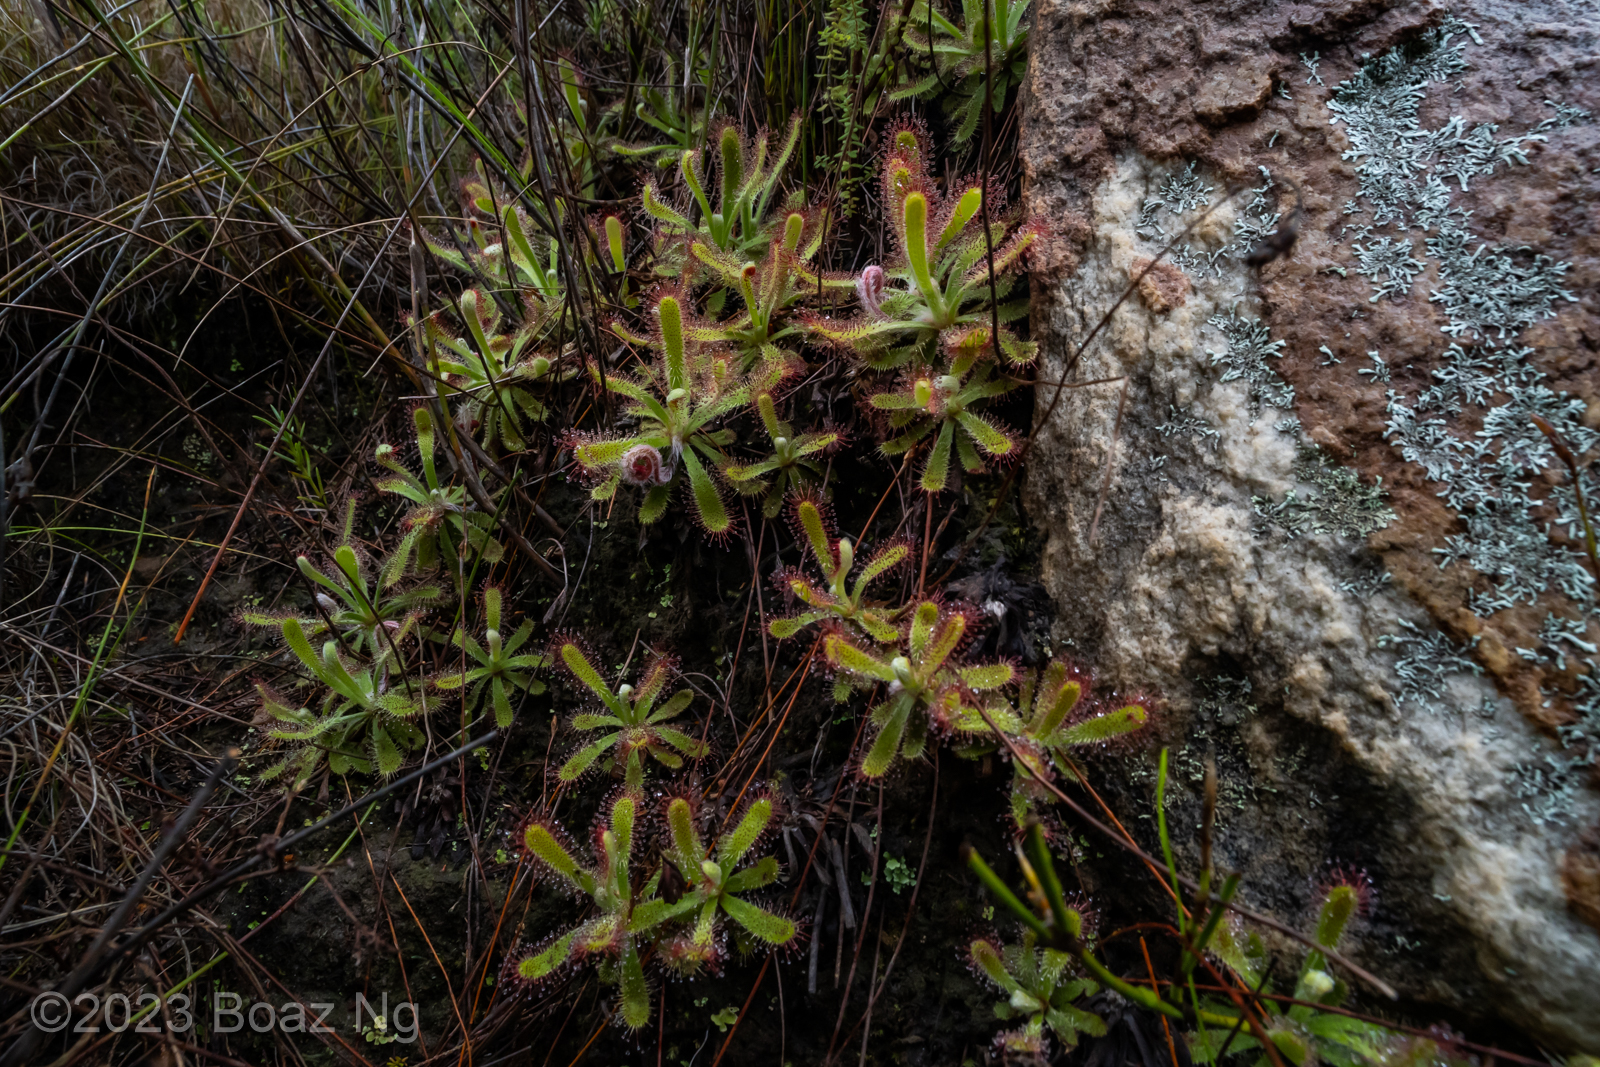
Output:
0,0,1553,1064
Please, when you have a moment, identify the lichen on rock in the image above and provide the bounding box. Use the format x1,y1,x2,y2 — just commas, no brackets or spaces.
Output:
1021,0,1600,1049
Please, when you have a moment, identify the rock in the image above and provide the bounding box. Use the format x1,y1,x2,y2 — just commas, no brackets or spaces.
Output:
1192,55,1278,125
1132,257,1190,314
1021,0,1600,1051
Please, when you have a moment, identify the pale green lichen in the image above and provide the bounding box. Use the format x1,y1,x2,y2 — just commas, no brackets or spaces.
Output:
1351,236,1425,302
1253,445,1395,541
1376,619,1482,709
1135,165,1279,280
1155,404,1219,451
1206,307,1292,411
1324,16,1596,786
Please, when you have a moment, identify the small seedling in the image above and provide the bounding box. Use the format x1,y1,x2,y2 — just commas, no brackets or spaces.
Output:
968,929,1104,1058
953,660,1149,828
375,408,505,586
823,599,1013,776
434,587,549,728
515,794,664,1029
254,616,429,784
768,499,907,644
724,393,841,517
553,640,705,791
656,793,797,973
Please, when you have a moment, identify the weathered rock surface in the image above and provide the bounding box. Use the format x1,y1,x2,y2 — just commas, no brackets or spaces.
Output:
1020,0,1600,1050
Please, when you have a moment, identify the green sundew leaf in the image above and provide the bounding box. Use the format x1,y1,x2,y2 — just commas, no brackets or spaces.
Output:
559,642,615,704
331,544,368,596
960,663,1016,691
855,543,910,588
503,618,537,656
619,943,652,1029
794,431,840,457
881,419,939,457
492,679,514,728
667,797,702,874
822,634,898,682
649,748,685,771
902,192,941,313
642,181,695,231
379,690,425,718
1317,884,1359,950
924,611,967,675
523,824,582,882
690,240,746,285
1044,1004,1107,1045
653,726,707,756
1030,666,1074,730
412,406,440,489
956,429,984,473
280,617,322,676
724,458,782,482
659,295,688,393
1210,918,1264,987
558,733,620,781
861,701,911,777
372,721,404,777
1269,1028,1314,1066
969,938,1020,992
861,614,903,644
796,500,835,570
921,420,956,493
939,186,984,249
648,688,693,723
572,713,624,730
782,211,805,254
454,629,488,662
605,215,626,273
718,798,772,869
1058,705,1147,745
869,390,921,411
723,854,779,892
802,314,906,347
953,87,982,144
955,410,1013,456
719,125,743,217
768,612,825,639
611,794,637,862
574,435,636,469
518,928,579,981
784,576,831,608
482,586,503,633
721,894,796,945
503,203,541,282
681,448,730,533
295,555,346,603
381,527,420,588
755,391,787,440
760,115,803,206
909,600,940,658
631,895,699,934
639,483,671,525
631,658,673,714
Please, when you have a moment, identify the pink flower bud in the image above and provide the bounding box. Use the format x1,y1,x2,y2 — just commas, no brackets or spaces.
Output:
857,265,886,318
620,444,666,487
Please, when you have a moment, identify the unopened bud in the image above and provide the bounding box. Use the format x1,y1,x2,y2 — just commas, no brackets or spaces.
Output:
1302,969,1335,998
